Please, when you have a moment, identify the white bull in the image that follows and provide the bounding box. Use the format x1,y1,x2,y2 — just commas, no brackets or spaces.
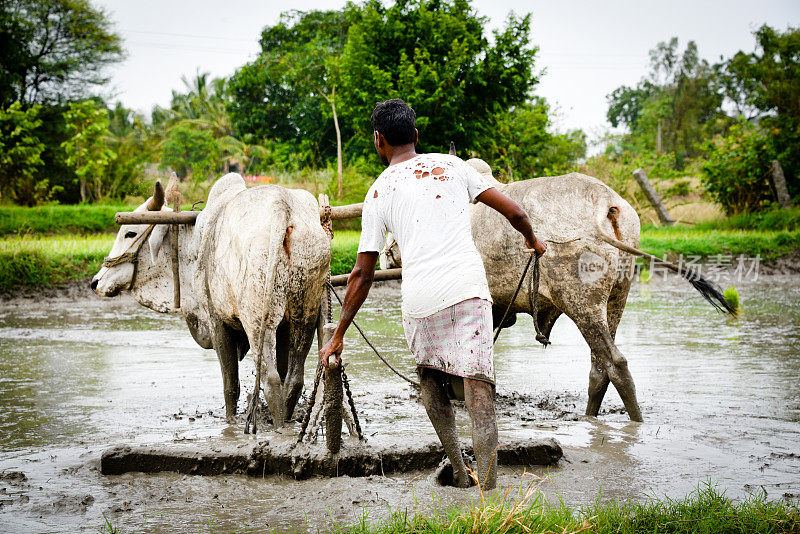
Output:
92,173,330,428
381,159,730,422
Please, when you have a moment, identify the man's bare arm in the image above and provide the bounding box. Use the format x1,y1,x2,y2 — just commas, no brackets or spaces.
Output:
319,251,378,368
475,188,547,256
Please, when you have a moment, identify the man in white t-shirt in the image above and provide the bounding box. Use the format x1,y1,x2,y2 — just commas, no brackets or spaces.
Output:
320,99,546,490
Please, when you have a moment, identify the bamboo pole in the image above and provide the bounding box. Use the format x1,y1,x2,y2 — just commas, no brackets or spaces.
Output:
329,268,402,287
115,203,365,226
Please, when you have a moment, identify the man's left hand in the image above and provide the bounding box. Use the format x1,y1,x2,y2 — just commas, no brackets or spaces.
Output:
319,335,344,368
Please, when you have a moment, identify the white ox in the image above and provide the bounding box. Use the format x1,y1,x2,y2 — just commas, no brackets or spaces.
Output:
92,173,330,428
381,159,661,422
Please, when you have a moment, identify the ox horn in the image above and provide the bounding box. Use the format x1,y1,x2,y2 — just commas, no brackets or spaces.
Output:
147,181,165,211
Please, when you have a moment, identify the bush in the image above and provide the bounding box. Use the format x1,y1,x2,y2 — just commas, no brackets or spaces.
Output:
700,122,776,214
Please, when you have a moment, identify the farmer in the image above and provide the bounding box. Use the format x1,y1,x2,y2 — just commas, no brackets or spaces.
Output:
319,98,546,490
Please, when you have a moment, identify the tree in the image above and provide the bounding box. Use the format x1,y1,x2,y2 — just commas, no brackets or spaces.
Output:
0,0,124,106
104,103,154,199
160,124,220,182
337,0,538,157
724,25,800,198
482,98,586,180
606,38,725,167
228,8,353,171
0,102,49,205
61,100,116,202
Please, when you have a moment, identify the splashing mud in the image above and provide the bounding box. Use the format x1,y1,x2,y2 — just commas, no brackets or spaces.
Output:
0,275,798,532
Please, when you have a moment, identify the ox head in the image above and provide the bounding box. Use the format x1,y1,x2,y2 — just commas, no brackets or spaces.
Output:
91,181,171,297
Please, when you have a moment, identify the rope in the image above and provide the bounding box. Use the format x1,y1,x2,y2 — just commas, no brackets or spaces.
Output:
493,253,549,346
528,254,550,346
101,224,155,269
327,282,421,389
297,362,324,443
341,366,364,441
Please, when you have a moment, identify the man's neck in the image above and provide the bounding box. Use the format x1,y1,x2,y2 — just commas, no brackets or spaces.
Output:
388,145,418,167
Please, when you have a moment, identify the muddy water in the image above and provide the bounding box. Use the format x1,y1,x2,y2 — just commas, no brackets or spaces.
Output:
1,275,799,532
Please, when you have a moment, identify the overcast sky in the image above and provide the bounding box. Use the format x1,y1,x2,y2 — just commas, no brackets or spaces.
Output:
96,0,799,147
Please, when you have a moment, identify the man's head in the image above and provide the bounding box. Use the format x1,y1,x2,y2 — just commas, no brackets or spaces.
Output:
371,99,418,165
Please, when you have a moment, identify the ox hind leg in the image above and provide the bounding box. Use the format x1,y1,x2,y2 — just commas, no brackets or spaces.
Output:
210,321,241,420
281,317,317,422
570,309,642,422
586,275,635,418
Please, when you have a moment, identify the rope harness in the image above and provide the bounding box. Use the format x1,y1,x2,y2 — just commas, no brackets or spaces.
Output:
98,224,156,286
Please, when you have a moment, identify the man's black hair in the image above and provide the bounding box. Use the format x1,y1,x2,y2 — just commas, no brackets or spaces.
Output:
370,99,416,146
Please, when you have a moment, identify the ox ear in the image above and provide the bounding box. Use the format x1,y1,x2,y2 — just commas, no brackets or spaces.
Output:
149,224,170,260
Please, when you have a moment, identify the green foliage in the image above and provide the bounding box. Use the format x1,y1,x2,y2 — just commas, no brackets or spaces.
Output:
0,0,123,106
695,206,800,231
0,102,52,206
338,0,537,157
700,121,775,214
103,103,154,199
61,100,116,202
228,9,352,167
160,124,221,182
724,25,800,198
483,98,586,180
606,38,726,167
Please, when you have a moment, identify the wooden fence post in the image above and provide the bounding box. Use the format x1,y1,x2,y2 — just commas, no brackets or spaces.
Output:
633,168,674,226
771,160,792,209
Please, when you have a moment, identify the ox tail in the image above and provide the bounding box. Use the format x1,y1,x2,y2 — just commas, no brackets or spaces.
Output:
595,207,735,315
259,199,292,338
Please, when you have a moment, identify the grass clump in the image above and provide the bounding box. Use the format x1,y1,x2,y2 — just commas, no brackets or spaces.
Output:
723,286,741,314
336,479,800,533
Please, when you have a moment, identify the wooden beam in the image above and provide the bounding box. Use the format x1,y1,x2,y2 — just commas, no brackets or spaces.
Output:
115,211,199,225
115,203,365,226
326,203,363,220
329,268,402,287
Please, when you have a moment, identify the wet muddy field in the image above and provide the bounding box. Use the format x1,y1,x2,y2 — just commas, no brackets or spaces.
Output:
1,274,799,532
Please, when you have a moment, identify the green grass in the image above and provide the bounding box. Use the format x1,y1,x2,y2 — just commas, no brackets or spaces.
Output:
332,230,361,276
0,204,135,237
640,225,800,260
335,481,800,534
0,235,113,289
694,206,800,232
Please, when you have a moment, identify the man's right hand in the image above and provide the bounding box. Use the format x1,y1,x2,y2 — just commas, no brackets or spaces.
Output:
319,334,344,368
525,237,547,257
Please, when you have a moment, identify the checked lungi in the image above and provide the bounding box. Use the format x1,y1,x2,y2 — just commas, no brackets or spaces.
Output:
402,297,495,385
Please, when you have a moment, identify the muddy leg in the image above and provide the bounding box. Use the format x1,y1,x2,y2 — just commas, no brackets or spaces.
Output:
262,329,285,428
211,322,240,420
464,378,498,490
586,352,610,417
419,368,469,488
574,317,642,422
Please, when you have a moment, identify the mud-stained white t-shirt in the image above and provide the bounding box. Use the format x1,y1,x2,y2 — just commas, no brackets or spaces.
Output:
358,153,493,318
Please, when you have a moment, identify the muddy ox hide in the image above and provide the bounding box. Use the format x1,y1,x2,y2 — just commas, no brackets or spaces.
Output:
92,173,330,427
381,160,644,422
